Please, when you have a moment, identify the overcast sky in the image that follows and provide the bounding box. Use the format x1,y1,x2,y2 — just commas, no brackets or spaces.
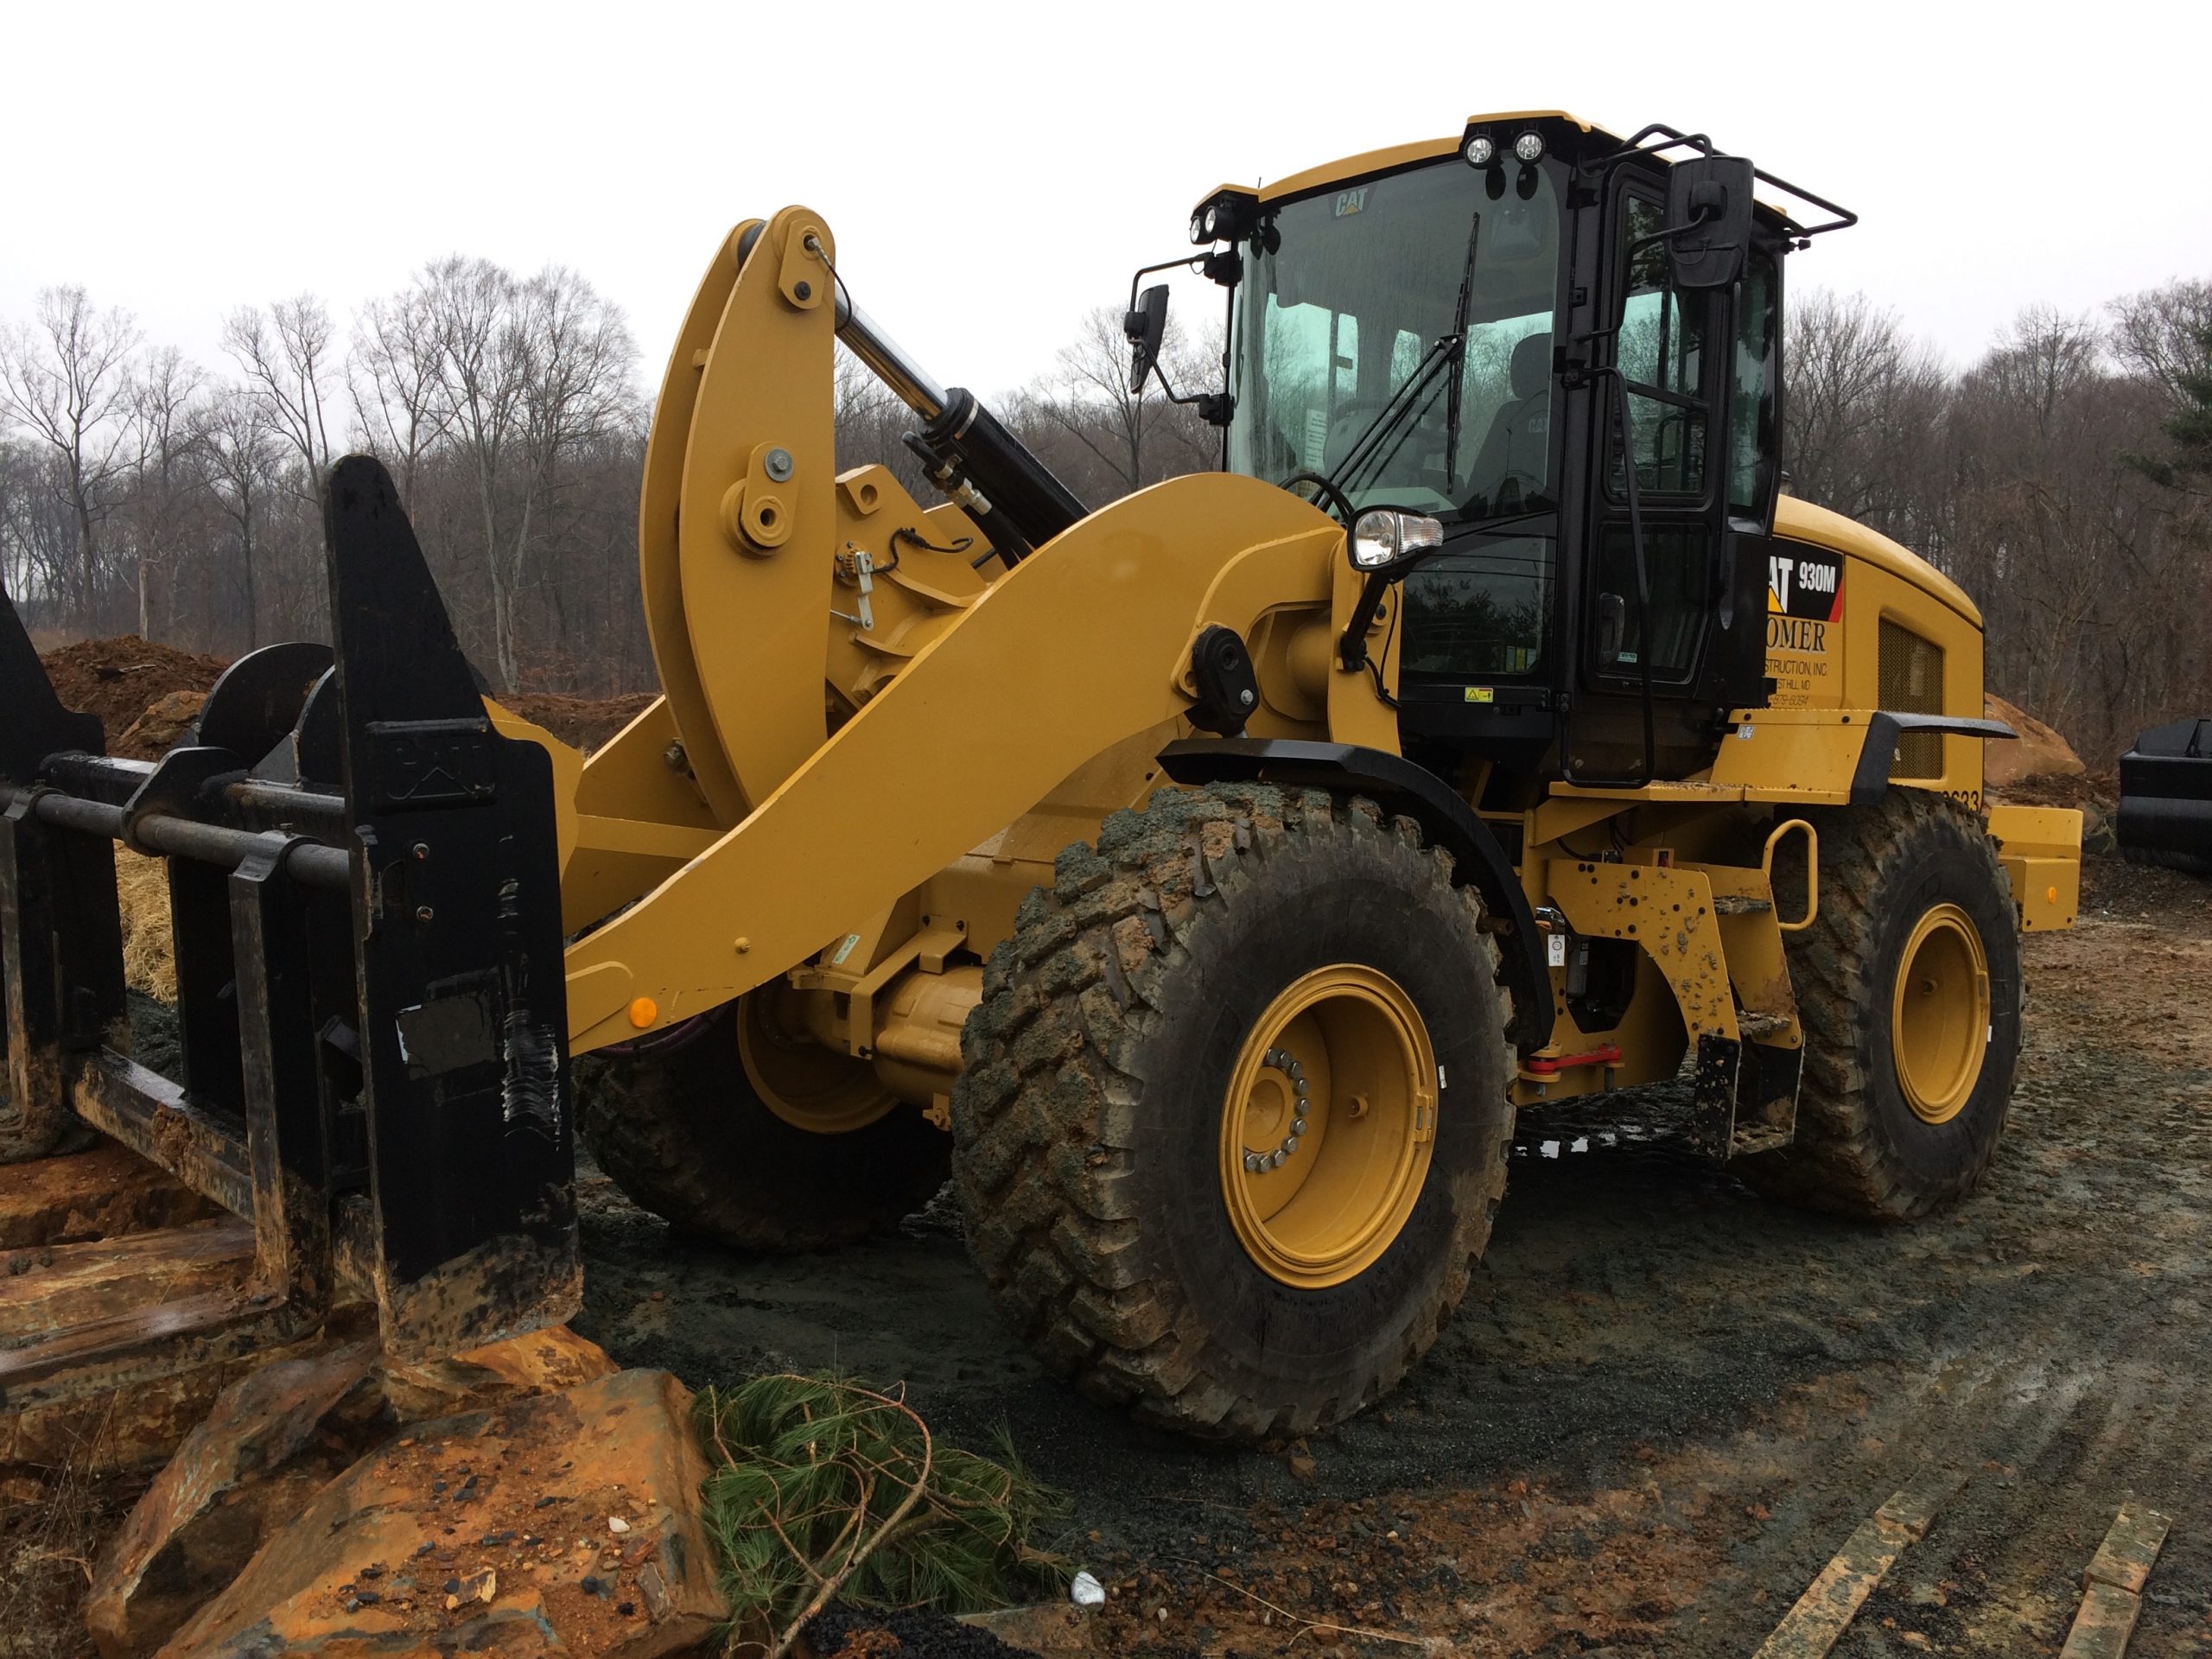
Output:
4,0,2208,404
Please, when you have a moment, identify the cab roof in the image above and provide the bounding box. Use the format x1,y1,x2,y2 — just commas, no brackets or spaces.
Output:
1193,113,1846,242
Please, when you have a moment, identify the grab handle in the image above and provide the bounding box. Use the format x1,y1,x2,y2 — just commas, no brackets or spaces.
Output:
1762,818,1820,934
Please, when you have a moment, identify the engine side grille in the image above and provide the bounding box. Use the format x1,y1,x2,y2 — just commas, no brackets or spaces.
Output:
1878,620,1944,779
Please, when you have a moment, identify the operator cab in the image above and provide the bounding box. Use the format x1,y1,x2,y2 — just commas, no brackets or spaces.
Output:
1168,115,1852,786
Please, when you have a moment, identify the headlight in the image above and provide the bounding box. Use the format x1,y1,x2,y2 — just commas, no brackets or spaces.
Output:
1350,510,1445,570
1513,131,1545,164
1464,134,1497,168
1190,211,1206,243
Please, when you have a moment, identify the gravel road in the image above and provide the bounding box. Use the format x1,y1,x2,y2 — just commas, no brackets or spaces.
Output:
576,855,2212,1655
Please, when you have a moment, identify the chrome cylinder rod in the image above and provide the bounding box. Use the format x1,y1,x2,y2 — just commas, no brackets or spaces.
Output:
834,294,949,422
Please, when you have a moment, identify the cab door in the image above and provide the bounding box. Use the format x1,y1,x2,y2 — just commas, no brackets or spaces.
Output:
1565,168,1780,782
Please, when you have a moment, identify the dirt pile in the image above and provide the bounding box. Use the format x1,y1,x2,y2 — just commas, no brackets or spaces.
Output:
38,638,228,755
37,636,654,762
1984,693,2085,789
505,693,656,754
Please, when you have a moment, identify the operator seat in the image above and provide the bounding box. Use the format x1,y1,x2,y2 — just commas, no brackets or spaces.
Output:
1462,331,1551,514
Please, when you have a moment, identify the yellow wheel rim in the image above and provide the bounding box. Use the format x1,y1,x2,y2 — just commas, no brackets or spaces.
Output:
1890,903,1991,1125
737,988,896,1134
1218,965,1438,1290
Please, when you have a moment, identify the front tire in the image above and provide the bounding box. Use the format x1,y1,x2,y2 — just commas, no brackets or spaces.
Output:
950,785,1515,1441
1738,790,2023,1220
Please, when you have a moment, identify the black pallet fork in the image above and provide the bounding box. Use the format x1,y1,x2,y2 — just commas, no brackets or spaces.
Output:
2118,716,2212,875
0,456,576,1414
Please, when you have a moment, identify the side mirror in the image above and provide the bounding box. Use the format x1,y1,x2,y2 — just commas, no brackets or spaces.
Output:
1665,156,1755,290
1596,591,1628,664
1124,284,1169,385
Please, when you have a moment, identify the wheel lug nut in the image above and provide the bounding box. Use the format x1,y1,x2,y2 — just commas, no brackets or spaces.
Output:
1293,1116,1307,1135
1294,1078,1309,1097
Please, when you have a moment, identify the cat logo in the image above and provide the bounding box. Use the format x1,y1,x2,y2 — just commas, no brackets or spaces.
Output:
1334,187,1369,219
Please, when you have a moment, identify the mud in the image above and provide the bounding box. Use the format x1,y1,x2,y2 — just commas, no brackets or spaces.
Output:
37,635,228,754
576,855,2212,1656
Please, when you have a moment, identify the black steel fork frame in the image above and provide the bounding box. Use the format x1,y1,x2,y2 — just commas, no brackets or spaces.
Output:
0,455,576,1409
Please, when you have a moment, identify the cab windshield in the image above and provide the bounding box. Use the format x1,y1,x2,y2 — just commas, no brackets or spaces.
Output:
1227,157,1563,519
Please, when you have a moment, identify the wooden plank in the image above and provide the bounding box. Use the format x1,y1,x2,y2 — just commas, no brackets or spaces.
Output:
2060,1502,2172,1659
2061,1580,2146,1659
0,1217,252,1343
2082,1502,2171,1596
1754,1473,1961,1659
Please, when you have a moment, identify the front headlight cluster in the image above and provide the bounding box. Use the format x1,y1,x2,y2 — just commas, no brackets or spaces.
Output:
1350,509,1444,571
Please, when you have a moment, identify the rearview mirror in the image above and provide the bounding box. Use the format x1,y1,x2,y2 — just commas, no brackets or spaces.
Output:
1125,284,1169,385
1665,156,1755,290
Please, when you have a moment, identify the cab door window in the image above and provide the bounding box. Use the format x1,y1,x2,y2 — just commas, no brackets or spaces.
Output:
1592,185,1721,687
1611,195,1710,498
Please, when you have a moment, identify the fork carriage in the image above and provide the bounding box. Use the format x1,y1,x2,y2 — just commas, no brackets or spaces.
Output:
0,457,577,1416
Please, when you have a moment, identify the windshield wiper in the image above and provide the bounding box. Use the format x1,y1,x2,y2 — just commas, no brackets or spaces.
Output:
1330,209,1484,502
1327,328,1465,500
1442,210,1483,493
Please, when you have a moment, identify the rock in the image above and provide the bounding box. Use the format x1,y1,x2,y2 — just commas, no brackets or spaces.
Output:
83,1325,618,1656
159,1368,724,1659
116,690,207,760
959,1601,1096,1651
1985,694,2086,788
378,1324,617,1421
87,1341,386,1657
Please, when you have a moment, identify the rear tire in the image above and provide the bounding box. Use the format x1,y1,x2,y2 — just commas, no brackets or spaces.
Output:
1737,790,2022,1220
949,785,1515,1441
575,995,950,1251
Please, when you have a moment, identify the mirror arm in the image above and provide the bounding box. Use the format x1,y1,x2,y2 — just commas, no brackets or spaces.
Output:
1338,568,1395,674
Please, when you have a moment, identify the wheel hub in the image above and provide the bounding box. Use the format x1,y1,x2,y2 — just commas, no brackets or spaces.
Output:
739,987,898,1134
1219,965,1438,1289
1891,902,1991,1125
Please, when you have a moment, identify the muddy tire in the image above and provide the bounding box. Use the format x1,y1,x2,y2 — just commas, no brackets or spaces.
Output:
575,999,950,1252
1737,789,2022,1221
949,785,1516,1441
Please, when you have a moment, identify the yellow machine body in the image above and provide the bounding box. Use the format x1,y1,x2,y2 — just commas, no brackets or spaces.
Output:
518,194,2076,1139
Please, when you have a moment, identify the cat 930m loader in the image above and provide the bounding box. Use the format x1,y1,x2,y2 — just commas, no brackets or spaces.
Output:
0,115,2082,1443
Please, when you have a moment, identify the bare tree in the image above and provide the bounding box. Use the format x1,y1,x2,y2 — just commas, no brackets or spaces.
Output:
417,257,638,689
223,294,339,505
0,286,141,623
203,385,284,651
1782,289,1951,550
1024,306,1217,499
123,346,207,636
352,283,451,502
2108,278,2212,410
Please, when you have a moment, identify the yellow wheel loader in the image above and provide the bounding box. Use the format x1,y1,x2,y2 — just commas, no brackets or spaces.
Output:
0,115,2082,1444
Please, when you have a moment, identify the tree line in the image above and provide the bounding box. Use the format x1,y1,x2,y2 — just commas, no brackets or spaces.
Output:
1783,280,2212,761
3,259,2207,760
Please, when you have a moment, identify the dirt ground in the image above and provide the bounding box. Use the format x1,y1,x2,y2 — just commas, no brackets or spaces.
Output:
575,855,2212,1656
